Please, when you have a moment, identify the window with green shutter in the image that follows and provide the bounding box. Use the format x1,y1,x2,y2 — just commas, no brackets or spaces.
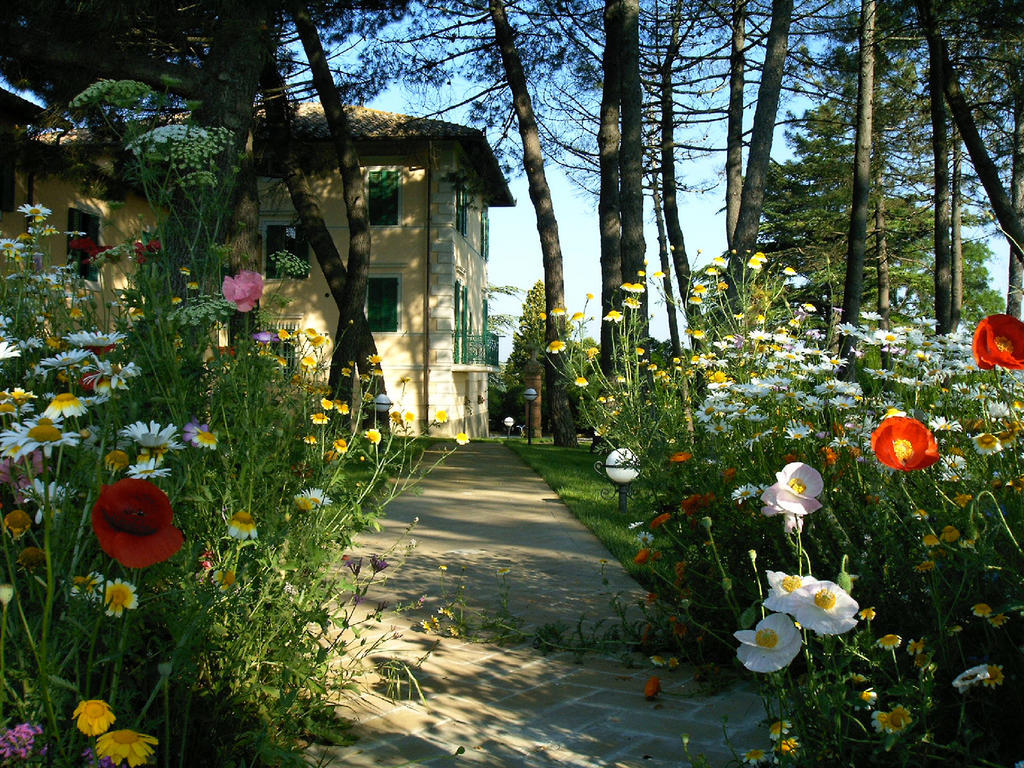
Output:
367,277,400,332
368,169,400,226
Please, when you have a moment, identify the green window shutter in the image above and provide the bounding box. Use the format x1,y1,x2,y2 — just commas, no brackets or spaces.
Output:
367,277,399,332
455,182,468,236
264,224,309,279
368,170,400,226
481,206,489,261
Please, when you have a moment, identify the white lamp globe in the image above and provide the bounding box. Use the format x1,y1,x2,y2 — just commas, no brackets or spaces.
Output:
374,394,393,413
503,417,515,427
605,448,639,486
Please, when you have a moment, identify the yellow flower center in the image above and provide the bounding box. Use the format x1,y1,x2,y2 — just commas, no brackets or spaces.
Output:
892,439,915,462
886,707,911,730
108,585,133,609
782,575,803,593
977,433,999,449
28,424,63,442
814,589,837,611
994,335,1014,353
787,478,807,495
84,701,107,718
53,392,80,406
755,628,779,648
232,512,254,526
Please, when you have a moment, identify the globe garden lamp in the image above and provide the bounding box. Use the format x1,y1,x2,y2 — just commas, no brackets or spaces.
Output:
373,393,393,428
503,416,515,438
523,387,538,445
596,447,639,515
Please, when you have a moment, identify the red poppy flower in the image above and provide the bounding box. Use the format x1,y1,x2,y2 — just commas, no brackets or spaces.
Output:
973,314,1024,370
634,548,651,565
650,512,672,529
92,479,184,568
871,417,940,471
644,675,662,699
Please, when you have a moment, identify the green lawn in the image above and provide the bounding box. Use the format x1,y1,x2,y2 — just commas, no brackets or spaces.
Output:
504,441,649,582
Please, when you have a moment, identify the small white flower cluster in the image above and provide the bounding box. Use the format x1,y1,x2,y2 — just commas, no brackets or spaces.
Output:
127,124,234,176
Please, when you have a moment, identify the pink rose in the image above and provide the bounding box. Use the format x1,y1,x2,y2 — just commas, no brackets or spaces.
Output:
222,270,264,312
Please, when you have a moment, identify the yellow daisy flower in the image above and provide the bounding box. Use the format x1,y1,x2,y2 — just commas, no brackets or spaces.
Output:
95,729,158,768
73,699,116,736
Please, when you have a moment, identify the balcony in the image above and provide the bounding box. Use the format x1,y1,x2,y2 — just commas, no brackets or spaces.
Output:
453,331,500,368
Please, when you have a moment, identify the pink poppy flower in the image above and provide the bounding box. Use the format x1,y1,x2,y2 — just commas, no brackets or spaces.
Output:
222,270,264,312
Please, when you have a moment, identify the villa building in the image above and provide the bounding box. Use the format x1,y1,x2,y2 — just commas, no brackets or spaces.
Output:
0,91,513,437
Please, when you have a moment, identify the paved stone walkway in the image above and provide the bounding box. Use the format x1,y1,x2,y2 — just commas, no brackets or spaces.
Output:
311,443,766,767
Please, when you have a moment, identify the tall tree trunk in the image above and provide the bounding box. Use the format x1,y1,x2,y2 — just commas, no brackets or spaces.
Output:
259,61,379,390
619,0,647,333
598,0,623,376
1010,87,1024,317
951,129,963,328
875,173,891,370
839,0,876,370
488,0,576,447
651,181,681,357
228,133,261,273
658,7,692,339
921,3,952,334
292,4,380,390
917,0,1024,264
165,0,270,290
725,0,747,250
726,0,794,293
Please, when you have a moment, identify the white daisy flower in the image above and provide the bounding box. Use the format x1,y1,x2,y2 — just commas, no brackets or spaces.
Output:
731,484,762,503
784,422,812,440
34,349,95,372
64,331,127,348
119,421,184,457
126,458,171,479
0,417,80,459
972,433,1003,455
293,487,332,510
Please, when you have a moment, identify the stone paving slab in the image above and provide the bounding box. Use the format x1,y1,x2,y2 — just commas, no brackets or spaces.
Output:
313,443,767,767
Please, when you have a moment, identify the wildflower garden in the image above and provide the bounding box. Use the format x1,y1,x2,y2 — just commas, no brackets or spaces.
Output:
1,74,1023,768
544,262,1024,766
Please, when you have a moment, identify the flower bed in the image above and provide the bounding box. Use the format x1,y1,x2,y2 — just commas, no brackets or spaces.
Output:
558,263,1024,766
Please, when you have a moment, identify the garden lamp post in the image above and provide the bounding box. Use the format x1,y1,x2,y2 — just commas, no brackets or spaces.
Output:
373,393,392,429
523,387,538,445
596,448,639,516
503,416,515,438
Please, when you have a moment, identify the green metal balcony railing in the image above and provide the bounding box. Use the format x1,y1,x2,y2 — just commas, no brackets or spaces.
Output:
454,331,500,367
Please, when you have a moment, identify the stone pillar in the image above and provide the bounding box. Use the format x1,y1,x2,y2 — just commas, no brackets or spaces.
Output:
523,354,543,439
